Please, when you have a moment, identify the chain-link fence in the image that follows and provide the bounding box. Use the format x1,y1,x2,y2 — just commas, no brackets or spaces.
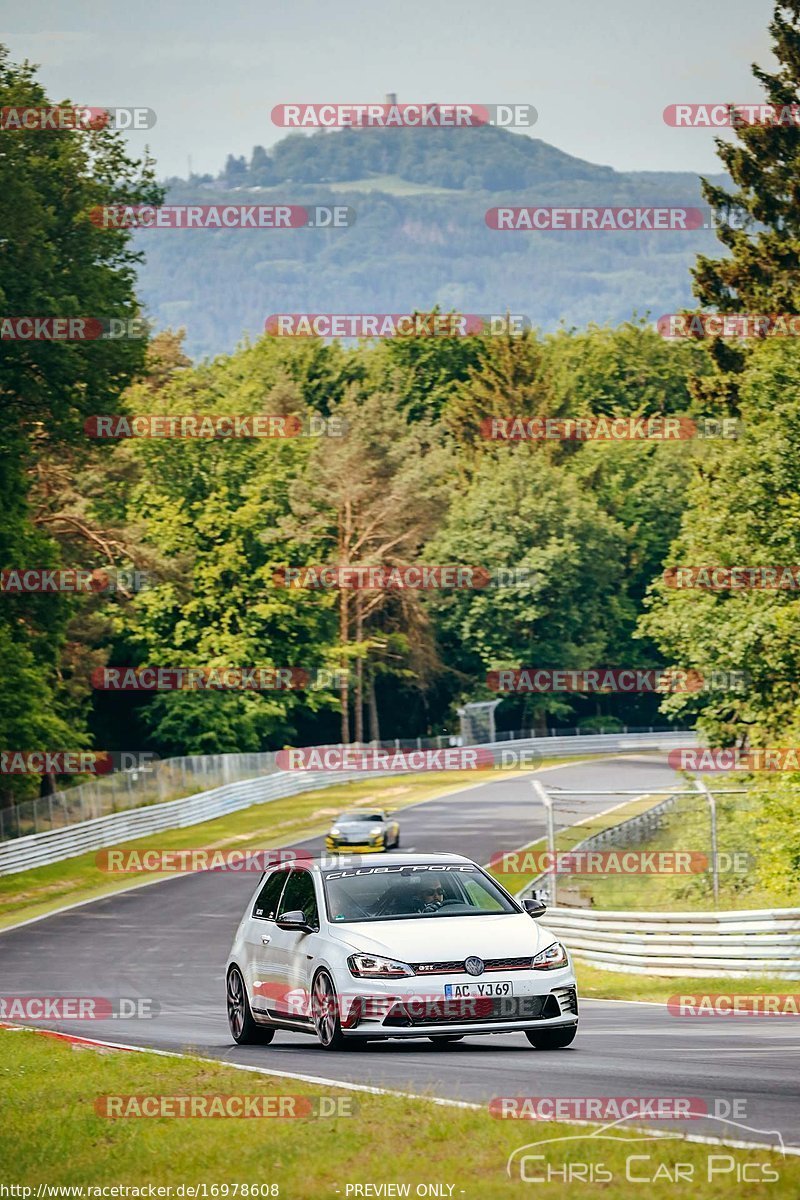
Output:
519,782,763,911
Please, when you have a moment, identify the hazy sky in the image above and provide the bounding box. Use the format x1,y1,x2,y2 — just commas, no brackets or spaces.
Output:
3,0,776,179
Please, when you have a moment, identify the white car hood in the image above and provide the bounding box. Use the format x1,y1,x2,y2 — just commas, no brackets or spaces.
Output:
330,913,557,960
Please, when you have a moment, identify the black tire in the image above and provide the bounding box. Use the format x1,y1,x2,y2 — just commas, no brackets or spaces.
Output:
227,966,275,1045
393,830,400,848
312,969,348,1050
525,1025,577,1050
428,1035,464,1046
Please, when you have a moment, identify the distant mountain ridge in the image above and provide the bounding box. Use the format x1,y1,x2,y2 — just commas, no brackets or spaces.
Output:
136,126,728,358
177,125,726,194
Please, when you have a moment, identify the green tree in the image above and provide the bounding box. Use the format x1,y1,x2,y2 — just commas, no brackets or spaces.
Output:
111,337,344,754
426,450,630,730
371,311,485,423
443,329,550,454
0,45,161,799
639,340,800,745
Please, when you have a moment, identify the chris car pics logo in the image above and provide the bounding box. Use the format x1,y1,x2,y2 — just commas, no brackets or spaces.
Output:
506,1114,784,1184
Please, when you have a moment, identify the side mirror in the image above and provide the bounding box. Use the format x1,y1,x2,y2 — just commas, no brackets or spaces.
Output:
523,898,547,919
276,909,313,931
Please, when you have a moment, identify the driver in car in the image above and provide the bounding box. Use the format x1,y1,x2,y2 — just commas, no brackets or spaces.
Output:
378,876,447,916
418,877,446,912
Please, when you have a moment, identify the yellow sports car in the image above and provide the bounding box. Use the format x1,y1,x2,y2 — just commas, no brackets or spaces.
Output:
325,809,400,853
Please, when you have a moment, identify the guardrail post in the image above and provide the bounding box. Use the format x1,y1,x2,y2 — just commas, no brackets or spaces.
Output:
693,777,719,907
532,779,557,905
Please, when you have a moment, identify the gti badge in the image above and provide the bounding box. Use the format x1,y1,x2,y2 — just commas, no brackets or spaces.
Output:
465,956,485,976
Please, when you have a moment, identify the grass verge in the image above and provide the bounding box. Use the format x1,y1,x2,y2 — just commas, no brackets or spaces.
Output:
0,1028,795,1197
574,961,797,1004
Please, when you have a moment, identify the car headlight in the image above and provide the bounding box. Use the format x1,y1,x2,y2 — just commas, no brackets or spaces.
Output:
330,828,341,836
369,830,382,842
532,942,569,970
348,953,415,978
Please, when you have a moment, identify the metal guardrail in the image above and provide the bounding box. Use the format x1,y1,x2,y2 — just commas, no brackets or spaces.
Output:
542,905,800,979
0,729,695,876
0,767,377,877
0,723,681,842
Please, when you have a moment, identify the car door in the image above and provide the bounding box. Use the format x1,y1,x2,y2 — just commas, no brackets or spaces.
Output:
245,867,291,1018
265,868,322,1021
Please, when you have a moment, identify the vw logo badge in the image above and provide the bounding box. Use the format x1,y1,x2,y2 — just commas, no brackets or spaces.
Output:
464,956,485,976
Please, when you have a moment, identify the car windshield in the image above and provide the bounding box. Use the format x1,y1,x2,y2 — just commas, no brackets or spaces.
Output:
321,864,519,922
339,812,383,822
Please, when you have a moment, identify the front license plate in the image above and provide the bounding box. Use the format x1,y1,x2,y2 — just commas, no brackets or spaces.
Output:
444,980,514,998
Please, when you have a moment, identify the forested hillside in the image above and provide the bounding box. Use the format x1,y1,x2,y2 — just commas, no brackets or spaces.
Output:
139,127,729,357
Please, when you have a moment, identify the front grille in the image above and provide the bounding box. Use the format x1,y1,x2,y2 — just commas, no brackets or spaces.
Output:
383,994,560,1027
412,955,534,975
551,986,579,1015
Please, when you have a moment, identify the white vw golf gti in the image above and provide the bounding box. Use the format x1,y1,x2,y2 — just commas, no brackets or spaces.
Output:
226,853,579,1049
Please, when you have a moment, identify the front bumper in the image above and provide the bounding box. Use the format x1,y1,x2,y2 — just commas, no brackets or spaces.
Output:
336,966,578,1039
325,837,385,853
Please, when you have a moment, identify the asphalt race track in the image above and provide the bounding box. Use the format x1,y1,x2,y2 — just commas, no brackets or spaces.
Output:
1,755,798,1151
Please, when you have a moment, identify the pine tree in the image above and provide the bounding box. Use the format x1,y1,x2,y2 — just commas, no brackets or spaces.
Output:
693,3,800,329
